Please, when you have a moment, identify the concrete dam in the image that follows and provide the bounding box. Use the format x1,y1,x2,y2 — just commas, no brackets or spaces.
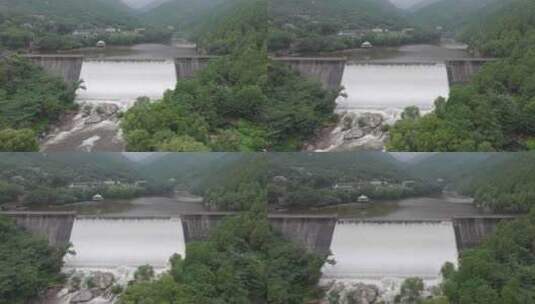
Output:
24,55,492,104
1,212,514,261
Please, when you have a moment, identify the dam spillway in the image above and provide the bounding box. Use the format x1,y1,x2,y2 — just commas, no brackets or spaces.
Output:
337,63,450,115
323,220,458,280
64,217,185,270
77,59,177,108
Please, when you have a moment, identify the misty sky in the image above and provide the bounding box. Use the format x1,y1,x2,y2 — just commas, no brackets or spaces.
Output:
389,0,433,9
121,0,434,10
121,0,168,9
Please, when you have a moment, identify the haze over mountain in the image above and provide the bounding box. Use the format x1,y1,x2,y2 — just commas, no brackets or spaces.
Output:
121,0,169,10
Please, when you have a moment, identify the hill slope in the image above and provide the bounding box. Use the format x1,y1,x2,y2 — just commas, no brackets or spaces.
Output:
2,0,138,27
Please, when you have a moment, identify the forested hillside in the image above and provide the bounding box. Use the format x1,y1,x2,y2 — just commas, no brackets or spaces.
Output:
410,0,505,31
388,0,535,152
139,0,232,33
196,153,439,211
268,0,438,54
408,152,535,214
454,153,535,214
2,0,136,27
0,0,172,51
0,153,171,207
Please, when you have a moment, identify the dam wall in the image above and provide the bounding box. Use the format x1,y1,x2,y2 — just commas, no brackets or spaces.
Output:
0,212,76,246
445,59,495,86
452,216,516,251
174,56,215,79
274,57,346,90
180,213,337,256
174,56,346,90
24,55,83,84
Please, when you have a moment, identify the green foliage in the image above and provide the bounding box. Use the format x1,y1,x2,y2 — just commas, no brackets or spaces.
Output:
441,210,535,304
395,277,425,304
268,0,439,54
120,212,327,304
122,1,337,152
0,55,77,147
455,153,535,213
0,128,38,152
0,216,66,303
388,0,535,152
0,0,174,51
197,153,439,211
0,153,173,207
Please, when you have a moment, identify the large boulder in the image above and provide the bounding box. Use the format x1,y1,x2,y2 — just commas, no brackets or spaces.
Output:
325,282,380,304
346,283,379,304
70,290,94,303
89,272,115,290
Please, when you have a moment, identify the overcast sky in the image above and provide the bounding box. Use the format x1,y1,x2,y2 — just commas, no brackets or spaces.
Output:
121,0,168,9
120,0,435,10
389,0,432,9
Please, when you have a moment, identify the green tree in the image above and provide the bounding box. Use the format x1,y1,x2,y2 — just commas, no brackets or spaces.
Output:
0,129,38,152
0,216,66,303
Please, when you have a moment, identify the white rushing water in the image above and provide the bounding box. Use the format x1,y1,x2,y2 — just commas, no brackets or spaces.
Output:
64,217,185,270
77,59,177,109
323,220,458,281
337,63,450,114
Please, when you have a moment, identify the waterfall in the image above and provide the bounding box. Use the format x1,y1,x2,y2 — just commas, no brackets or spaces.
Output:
337,63,449,115
323,220,458,281
77,59,177,109
64,217,185,270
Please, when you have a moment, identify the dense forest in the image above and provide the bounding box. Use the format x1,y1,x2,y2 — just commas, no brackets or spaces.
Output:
193,153,439,211
268,0,439,54
119,210,327,304
0,55,78,151
409,153,535,214
122,0,339,152
433,210,535,304
409,0,508,32
0,215,67,303
388,0,535,152
0,153,173,208
0,0,172,51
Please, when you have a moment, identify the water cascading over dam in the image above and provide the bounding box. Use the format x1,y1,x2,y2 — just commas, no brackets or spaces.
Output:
64,217,185,270
78,59,177,108
323,220,458,281
337,63,450,115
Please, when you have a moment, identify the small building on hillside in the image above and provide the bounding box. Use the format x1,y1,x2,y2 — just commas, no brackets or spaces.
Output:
361,41,373,48
92,194,104,201
357,195,370,203
96,40,106,48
